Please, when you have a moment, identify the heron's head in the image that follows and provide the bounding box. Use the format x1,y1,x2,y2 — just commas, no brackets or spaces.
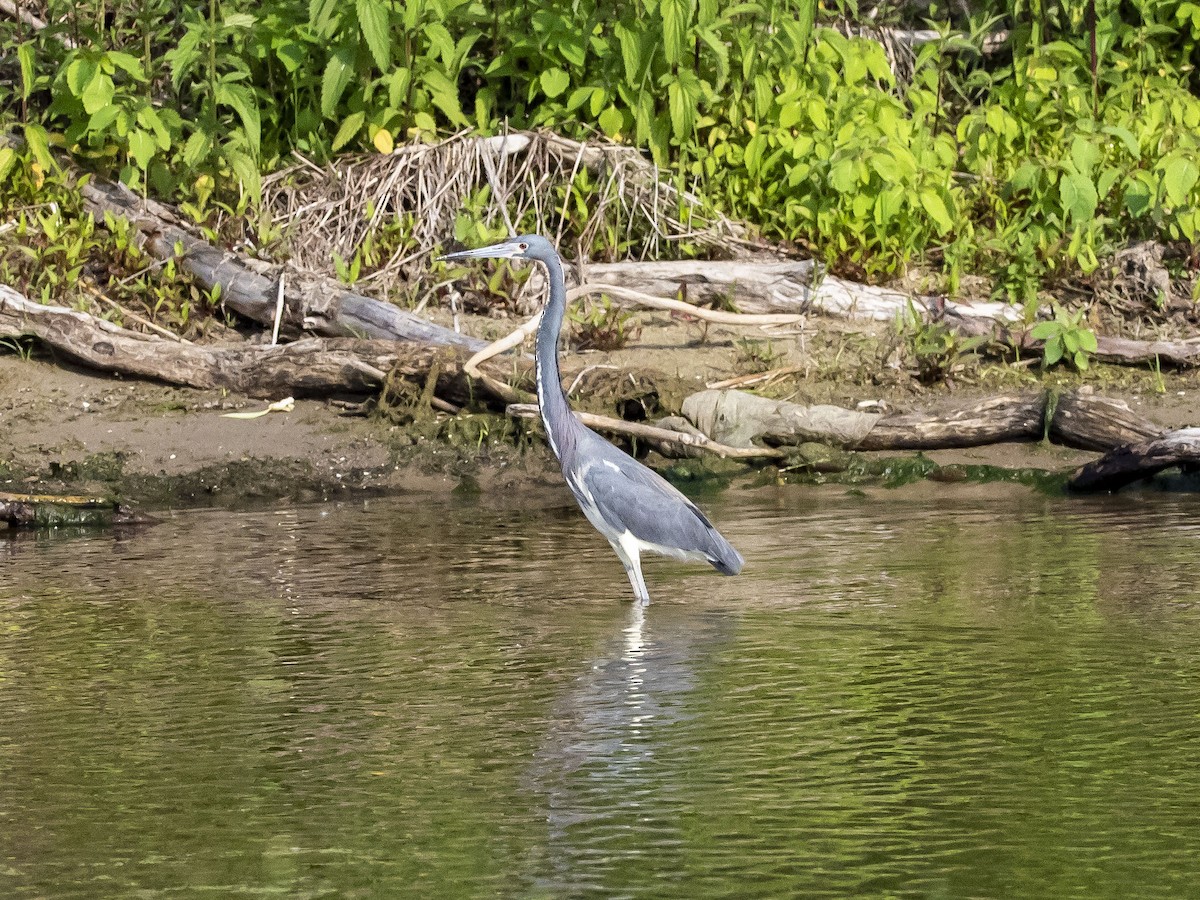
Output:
437,234,552,263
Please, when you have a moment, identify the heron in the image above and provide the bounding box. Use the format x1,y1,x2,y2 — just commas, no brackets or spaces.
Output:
440,234,743,605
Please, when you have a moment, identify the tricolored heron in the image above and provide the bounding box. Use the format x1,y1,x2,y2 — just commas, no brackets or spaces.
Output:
440,235,743,604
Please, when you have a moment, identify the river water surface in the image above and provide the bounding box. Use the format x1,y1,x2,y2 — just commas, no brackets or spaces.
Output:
2,486,1200,897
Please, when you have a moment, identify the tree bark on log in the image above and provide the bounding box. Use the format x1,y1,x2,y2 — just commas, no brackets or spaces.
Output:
1048,392,1165,450
0,284,486,398
77,177,486,352
1069,429,1200,492
860,396,1045,450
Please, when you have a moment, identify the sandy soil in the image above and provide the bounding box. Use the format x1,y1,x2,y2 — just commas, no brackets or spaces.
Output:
3,311,1199,509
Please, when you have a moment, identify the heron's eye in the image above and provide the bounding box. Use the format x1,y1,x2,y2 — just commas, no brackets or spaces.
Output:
518,243,528,252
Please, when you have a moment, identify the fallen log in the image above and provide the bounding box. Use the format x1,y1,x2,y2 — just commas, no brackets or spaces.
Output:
861,395,1045,450
1048,391,1165,450
0,284,484,398
679,388,1169,454
683,390,881,449
1069,428,1200,492
0,492,154,528
77,176,486,351
581,258,1020,324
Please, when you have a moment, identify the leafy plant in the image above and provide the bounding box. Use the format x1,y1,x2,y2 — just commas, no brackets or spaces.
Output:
898,303,985,384
570,297,640,351
1030,307,1099,371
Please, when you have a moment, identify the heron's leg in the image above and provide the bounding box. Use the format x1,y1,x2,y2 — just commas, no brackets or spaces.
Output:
611,537,651,605
624,560,650,606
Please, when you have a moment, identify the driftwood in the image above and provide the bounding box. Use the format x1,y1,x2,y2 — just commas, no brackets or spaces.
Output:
684,390,881,448
859,396,1044,450
1049,392,1165,450
1069,429,1200,492
506,403,784,460
0,285,484,398
0,492,153,528
581,258,1021,324
77,177,486,351
679,388,1171,454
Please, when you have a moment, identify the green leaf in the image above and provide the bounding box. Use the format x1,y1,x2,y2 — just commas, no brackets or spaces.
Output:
668,81,695,141
17,43,34,101
1124,175,1153,217
215,82,260,158
540,68,570,99
919,189,953,234
1101,125,1139,157
227,149,261,202
566,87,595,113
599,105,623,137
355,0,391,70
1060,172,1098,224
320,47,355,117
1163,156,1200,207
274,39,305,73
331,111,365,151
1078,329,1098,352
829,158,856,193
422,69,468,125
1074,350,1089,370
661,0,689,65
127,128,156,169
1043,336,1064,366
779,102,803,129
82,73,115,115
1070,136,1101,175
1029,322,1059,340
806,98,829,131
614,23,642,83
106,50,145,79
67,57,98,98
182,129,211,168
22,123,54,172
0,146,17,184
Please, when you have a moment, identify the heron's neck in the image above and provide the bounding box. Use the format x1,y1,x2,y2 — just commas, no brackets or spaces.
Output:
534,253,575,458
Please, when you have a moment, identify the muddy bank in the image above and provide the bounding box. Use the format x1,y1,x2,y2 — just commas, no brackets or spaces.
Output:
3,313,1199,511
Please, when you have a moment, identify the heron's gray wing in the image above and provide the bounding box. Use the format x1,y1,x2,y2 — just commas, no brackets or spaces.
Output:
580,440,743,573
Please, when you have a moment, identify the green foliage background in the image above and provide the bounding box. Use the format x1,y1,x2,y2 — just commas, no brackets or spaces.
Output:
2,0,1200,302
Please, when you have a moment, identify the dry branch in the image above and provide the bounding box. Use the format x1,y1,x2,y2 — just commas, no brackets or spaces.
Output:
1069,428,1200,492
77,177,485,351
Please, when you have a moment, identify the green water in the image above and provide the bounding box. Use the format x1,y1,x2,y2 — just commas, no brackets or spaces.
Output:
2,487,1200,898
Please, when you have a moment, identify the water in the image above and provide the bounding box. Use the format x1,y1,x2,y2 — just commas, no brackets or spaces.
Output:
2,486,1200,898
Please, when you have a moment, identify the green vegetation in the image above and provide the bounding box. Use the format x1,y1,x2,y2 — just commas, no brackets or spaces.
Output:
1,0,1199,314
1030,306,1100,370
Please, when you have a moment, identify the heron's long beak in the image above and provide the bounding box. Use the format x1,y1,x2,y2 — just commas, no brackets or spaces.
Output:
437,240,522,261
